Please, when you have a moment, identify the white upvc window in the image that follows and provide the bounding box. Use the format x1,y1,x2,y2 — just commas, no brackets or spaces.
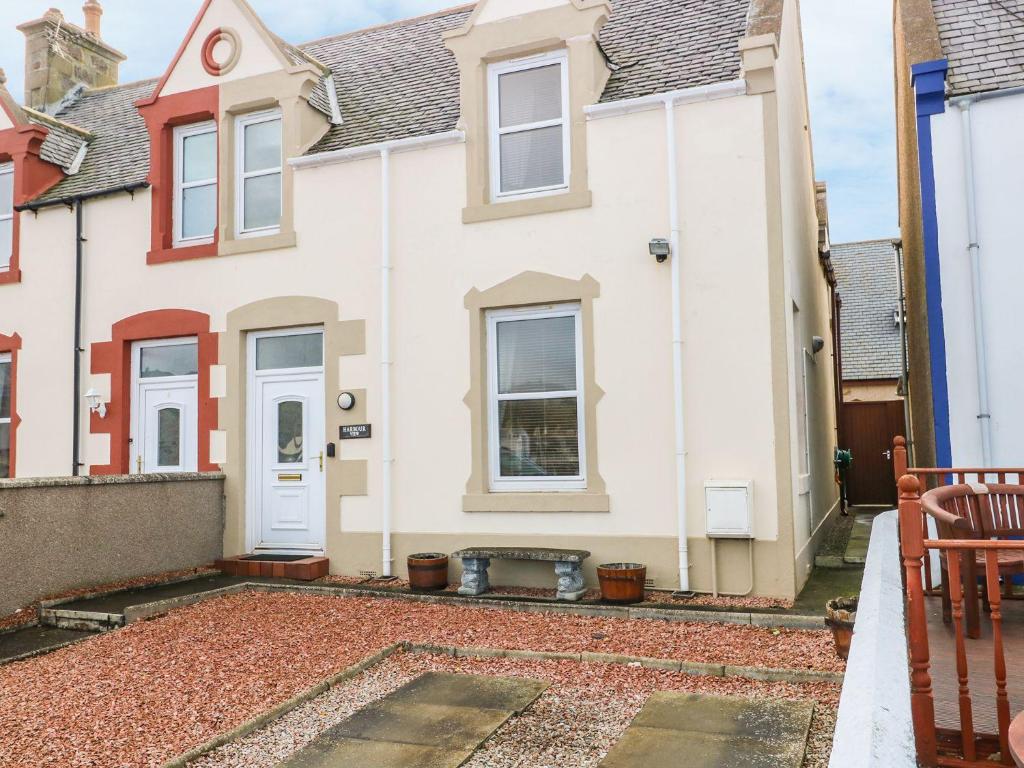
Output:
235,109,282,238
486,303,586,491
0,352,11,477
0,162,13,271
488,50,570,202
173,121,217,246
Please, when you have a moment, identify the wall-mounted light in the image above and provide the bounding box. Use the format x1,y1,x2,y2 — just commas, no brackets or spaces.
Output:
649,238,671,264
84,388,107,418
337,392,356,411
811,336,826,355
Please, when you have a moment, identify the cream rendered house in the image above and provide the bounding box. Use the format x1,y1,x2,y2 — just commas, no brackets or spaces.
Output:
0,0,839,598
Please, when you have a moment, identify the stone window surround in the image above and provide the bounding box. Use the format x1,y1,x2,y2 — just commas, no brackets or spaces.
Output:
463,271,608,513
0,122,65,284
0,332,21,477
444,0,611,225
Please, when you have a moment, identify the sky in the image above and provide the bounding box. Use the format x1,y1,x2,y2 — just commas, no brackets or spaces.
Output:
0,0,898,243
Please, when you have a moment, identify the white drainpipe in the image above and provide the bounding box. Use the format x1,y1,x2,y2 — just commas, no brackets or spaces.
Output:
664,97,690,593
380,147,393,577
957,99,993,466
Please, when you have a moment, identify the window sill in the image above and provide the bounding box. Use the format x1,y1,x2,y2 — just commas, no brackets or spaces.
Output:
0,268,22,285
220,230,297,256
463,189,592,224
463,492,609,513
148,242,218,265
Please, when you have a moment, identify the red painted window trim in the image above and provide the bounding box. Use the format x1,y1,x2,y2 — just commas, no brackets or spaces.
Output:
0,125,65,285
0,332,21,477
89,309,219,475
137,86,220,266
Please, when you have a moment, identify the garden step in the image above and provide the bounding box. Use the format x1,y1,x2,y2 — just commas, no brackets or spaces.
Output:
599,691,814,768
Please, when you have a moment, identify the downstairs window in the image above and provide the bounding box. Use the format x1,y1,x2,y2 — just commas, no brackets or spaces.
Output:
486,303,585,491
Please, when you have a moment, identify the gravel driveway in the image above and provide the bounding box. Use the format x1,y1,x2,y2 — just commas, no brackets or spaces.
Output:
0,590,843,768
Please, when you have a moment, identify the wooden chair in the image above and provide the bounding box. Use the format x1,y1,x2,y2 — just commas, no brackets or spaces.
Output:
921,483,1024,638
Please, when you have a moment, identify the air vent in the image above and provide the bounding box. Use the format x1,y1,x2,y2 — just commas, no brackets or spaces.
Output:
359,570,378,580
645,578,656,589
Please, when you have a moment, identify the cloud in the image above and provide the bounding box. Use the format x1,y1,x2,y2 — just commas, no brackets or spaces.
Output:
0,0,896,244
800,0,898,242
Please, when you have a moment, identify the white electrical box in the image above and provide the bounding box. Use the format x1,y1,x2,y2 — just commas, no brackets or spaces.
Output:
704,481,753,539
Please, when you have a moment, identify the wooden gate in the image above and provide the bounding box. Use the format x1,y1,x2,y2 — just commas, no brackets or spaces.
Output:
841,400,906,505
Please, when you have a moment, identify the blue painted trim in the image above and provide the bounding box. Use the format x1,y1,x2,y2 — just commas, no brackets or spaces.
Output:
911,59,953,468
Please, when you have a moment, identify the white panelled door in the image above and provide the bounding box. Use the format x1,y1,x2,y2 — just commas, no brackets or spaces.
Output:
131,338,199,474
247,329,325,553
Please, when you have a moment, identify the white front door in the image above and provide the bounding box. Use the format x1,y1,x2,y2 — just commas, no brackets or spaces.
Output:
247,329,325,553
131,338,199,473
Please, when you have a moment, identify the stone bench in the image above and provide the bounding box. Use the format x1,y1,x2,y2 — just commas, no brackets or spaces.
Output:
451,547,591,602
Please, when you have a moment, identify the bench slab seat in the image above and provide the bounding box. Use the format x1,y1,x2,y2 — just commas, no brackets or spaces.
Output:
451,547,591,601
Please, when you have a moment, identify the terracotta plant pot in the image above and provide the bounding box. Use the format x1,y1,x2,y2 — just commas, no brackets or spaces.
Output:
825,596,858,660
407,553,449,591
597,562,647,604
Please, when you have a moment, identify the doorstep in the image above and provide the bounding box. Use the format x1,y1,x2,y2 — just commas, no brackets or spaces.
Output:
216,554,329,581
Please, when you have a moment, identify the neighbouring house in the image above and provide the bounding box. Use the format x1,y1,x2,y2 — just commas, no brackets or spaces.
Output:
894,0,1024,470
0,0,839,598
831,239,908,506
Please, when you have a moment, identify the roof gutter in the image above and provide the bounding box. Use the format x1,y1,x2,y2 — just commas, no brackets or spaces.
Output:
289,130,465,170
585,79,748,120
949,84,1024,107
15,181,151,212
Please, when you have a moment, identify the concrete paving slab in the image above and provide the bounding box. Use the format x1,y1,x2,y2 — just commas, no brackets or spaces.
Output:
277,672,548,768
331,701,513,751
276,736,463,768
844,513,877,564
599,691,814,768
387,671,548,714
0,625,97,663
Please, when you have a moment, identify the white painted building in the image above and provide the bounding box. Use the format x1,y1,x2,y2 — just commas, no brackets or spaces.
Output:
0,0,839,598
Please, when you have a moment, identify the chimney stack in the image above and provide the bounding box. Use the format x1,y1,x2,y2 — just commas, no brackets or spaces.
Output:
82,0,102,38
17,3,125,113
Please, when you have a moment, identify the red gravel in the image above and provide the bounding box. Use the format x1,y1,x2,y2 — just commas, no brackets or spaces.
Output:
0,590,843,768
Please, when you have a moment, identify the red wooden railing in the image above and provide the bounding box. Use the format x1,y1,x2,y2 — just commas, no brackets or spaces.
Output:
898,474,1019,766
892,436,1024,594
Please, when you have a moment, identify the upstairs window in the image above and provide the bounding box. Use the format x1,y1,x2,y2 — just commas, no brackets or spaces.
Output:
0,163,12,271
173,122,217,246
488,51,570,201
236,110,282,237
487,304,585,491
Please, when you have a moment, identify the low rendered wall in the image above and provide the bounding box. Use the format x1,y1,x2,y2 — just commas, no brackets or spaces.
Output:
828,510,915,767
0,473,225,617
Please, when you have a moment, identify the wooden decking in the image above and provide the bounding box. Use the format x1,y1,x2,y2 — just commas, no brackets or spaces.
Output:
926,593,1023,734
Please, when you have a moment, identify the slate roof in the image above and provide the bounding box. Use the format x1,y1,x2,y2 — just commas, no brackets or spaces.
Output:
25,109,90,171
34,79,156,203
932,0,1024,96
831,240,904,381
26,0,751,203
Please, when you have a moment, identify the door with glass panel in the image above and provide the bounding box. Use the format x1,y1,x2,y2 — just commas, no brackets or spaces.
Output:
131,338,199,473
247,329,325,553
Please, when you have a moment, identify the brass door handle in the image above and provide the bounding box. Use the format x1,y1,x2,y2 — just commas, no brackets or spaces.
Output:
319,451,324,472
136,455,142,473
